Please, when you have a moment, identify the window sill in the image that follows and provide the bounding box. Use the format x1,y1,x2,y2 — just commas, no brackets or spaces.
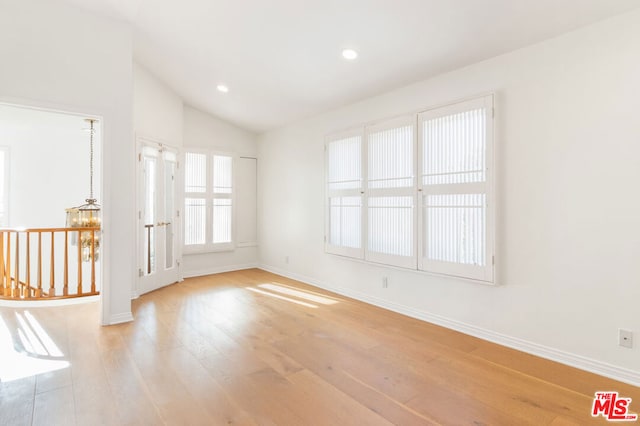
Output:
184,243,235,255
236,241,258,248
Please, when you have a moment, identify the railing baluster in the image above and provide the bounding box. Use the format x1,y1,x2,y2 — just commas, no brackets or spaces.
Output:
49,231,55,297
0,231,5,296
38,232,42,297
15,232,20,298
64,230,69,296
27,232,34,298
77,230,82,295
7,233,13,298
91,229,96,293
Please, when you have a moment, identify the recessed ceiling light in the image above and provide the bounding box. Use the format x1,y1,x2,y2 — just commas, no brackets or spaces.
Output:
216,84,229,93
342,48,358,60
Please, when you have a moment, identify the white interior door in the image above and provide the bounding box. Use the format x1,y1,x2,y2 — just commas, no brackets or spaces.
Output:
138,142,180,295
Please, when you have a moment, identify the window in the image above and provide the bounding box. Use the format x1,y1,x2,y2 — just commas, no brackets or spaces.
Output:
212,155,232,244
418,96,494,281
366,116,416,269
325,95,494,283
325,130,363,258
184,151,234,252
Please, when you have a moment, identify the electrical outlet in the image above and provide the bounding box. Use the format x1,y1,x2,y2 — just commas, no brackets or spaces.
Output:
382,276,388,288
619,329,633,349
284,255,289,264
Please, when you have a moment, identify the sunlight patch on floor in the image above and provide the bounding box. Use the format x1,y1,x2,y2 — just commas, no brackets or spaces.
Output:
246,287,318,308
0,311,69,382
258,283,339,305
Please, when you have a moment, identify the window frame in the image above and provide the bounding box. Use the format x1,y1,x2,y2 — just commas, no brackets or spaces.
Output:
183,149,236,254
324,94,495,284
417,95,495,282
364,115,417,269
324,127,365,259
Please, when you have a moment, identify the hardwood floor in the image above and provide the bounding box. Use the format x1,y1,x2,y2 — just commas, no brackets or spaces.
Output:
0,269,637,425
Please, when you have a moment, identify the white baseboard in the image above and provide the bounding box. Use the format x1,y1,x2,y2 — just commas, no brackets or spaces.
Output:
109,311,134,325
259,264,640,387
183,263,258,279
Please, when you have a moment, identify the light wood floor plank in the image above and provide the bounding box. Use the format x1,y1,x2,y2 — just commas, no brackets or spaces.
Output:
0,377,35,426
32,385,75,426
287,369,396,426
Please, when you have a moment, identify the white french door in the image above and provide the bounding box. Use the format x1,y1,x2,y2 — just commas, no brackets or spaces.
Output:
137,140,180,295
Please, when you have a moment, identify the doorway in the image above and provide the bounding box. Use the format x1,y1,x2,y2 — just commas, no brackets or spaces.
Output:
0,102,103,300
137,140,180,295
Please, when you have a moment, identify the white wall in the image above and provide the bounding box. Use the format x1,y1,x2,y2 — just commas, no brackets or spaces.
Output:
182,106,258,276
134,63,184,146
184,106,257,154
0,105,101,227
258,9,640,383
0,0,134,325
133,63,184,295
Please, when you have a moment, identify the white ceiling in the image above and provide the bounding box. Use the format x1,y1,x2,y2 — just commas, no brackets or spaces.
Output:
61,0,640,133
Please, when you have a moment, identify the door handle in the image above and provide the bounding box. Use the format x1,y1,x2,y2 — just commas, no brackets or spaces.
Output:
156,222,172,227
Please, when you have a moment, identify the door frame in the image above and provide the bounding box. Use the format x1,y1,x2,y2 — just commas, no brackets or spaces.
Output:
134,136,183,298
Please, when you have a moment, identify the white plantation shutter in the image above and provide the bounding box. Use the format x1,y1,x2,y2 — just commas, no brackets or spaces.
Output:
324,94,494,284
213,155,232,193
212,155,233,244
184,152,207,246
185,152,206,192
367,196,413,255
367,123,413,189
329,196,361,248
325,130,364,258
424,194,486,264
365,116,416,269
418,95,494,282
212,198,232,243
327,134,361,191
184,151,234,251
184,197,206,245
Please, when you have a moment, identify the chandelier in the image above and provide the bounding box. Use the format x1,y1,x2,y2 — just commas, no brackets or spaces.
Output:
65,118,101,262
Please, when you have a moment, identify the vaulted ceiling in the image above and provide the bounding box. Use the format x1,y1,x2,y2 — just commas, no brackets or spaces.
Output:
61,0,640,133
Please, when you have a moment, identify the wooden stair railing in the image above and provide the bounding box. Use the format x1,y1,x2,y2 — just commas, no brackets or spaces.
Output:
0,227,100,300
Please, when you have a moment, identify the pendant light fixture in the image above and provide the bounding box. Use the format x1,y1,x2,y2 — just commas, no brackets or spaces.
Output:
65,118,101,262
